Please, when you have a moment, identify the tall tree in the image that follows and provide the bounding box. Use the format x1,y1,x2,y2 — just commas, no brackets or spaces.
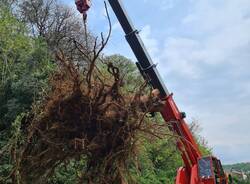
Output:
18,0,94,55
0,5,53,131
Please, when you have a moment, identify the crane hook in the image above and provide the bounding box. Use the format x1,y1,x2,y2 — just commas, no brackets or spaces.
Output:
75,0,91,21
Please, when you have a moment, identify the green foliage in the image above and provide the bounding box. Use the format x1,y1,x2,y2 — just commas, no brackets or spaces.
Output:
48,159,87,184
104,54,144,92
0,6,31,83
231,175,250,184
0,113,26,183
224,163,250,184
0,7,54,131
224,163,250,172
135,138,183,184
0,6,54,182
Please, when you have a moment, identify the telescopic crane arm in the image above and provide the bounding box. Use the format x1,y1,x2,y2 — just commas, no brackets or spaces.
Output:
75,0,228,184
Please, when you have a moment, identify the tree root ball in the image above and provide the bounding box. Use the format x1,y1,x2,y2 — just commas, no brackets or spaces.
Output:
13,52,163,184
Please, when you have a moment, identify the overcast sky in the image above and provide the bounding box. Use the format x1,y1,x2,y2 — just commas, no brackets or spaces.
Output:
64,0,250,164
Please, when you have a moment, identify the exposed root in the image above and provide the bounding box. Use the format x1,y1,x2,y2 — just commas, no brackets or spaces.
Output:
5,49,166,184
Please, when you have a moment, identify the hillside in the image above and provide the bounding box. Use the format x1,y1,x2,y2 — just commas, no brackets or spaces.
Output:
224,162,250,172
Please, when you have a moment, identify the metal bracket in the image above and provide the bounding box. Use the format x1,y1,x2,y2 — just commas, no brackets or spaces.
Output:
141,63,158,72
125,29,139,38
136,62,158,87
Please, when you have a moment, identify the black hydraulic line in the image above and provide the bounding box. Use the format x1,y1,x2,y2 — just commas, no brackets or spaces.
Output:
108,0,170,97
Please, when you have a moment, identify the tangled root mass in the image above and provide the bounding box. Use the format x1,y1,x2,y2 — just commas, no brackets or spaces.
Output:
12,50,163,184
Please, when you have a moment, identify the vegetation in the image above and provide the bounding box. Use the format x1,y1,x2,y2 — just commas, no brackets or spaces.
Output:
224,163,250,184
0,0,212,183
224,162,250,172
231,177,250,184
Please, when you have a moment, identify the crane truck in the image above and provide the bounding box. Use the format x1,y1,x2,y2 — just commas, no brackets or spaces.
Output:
75,0,228,184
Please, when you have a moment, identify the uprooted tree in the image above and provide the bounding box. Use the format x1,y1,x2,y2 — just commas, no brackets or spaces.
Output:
0,1,213,183
0,3,170,184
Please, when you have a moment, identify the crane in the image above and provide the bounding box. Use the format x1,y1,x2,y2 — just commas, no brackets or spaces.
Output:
75,0,228,184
